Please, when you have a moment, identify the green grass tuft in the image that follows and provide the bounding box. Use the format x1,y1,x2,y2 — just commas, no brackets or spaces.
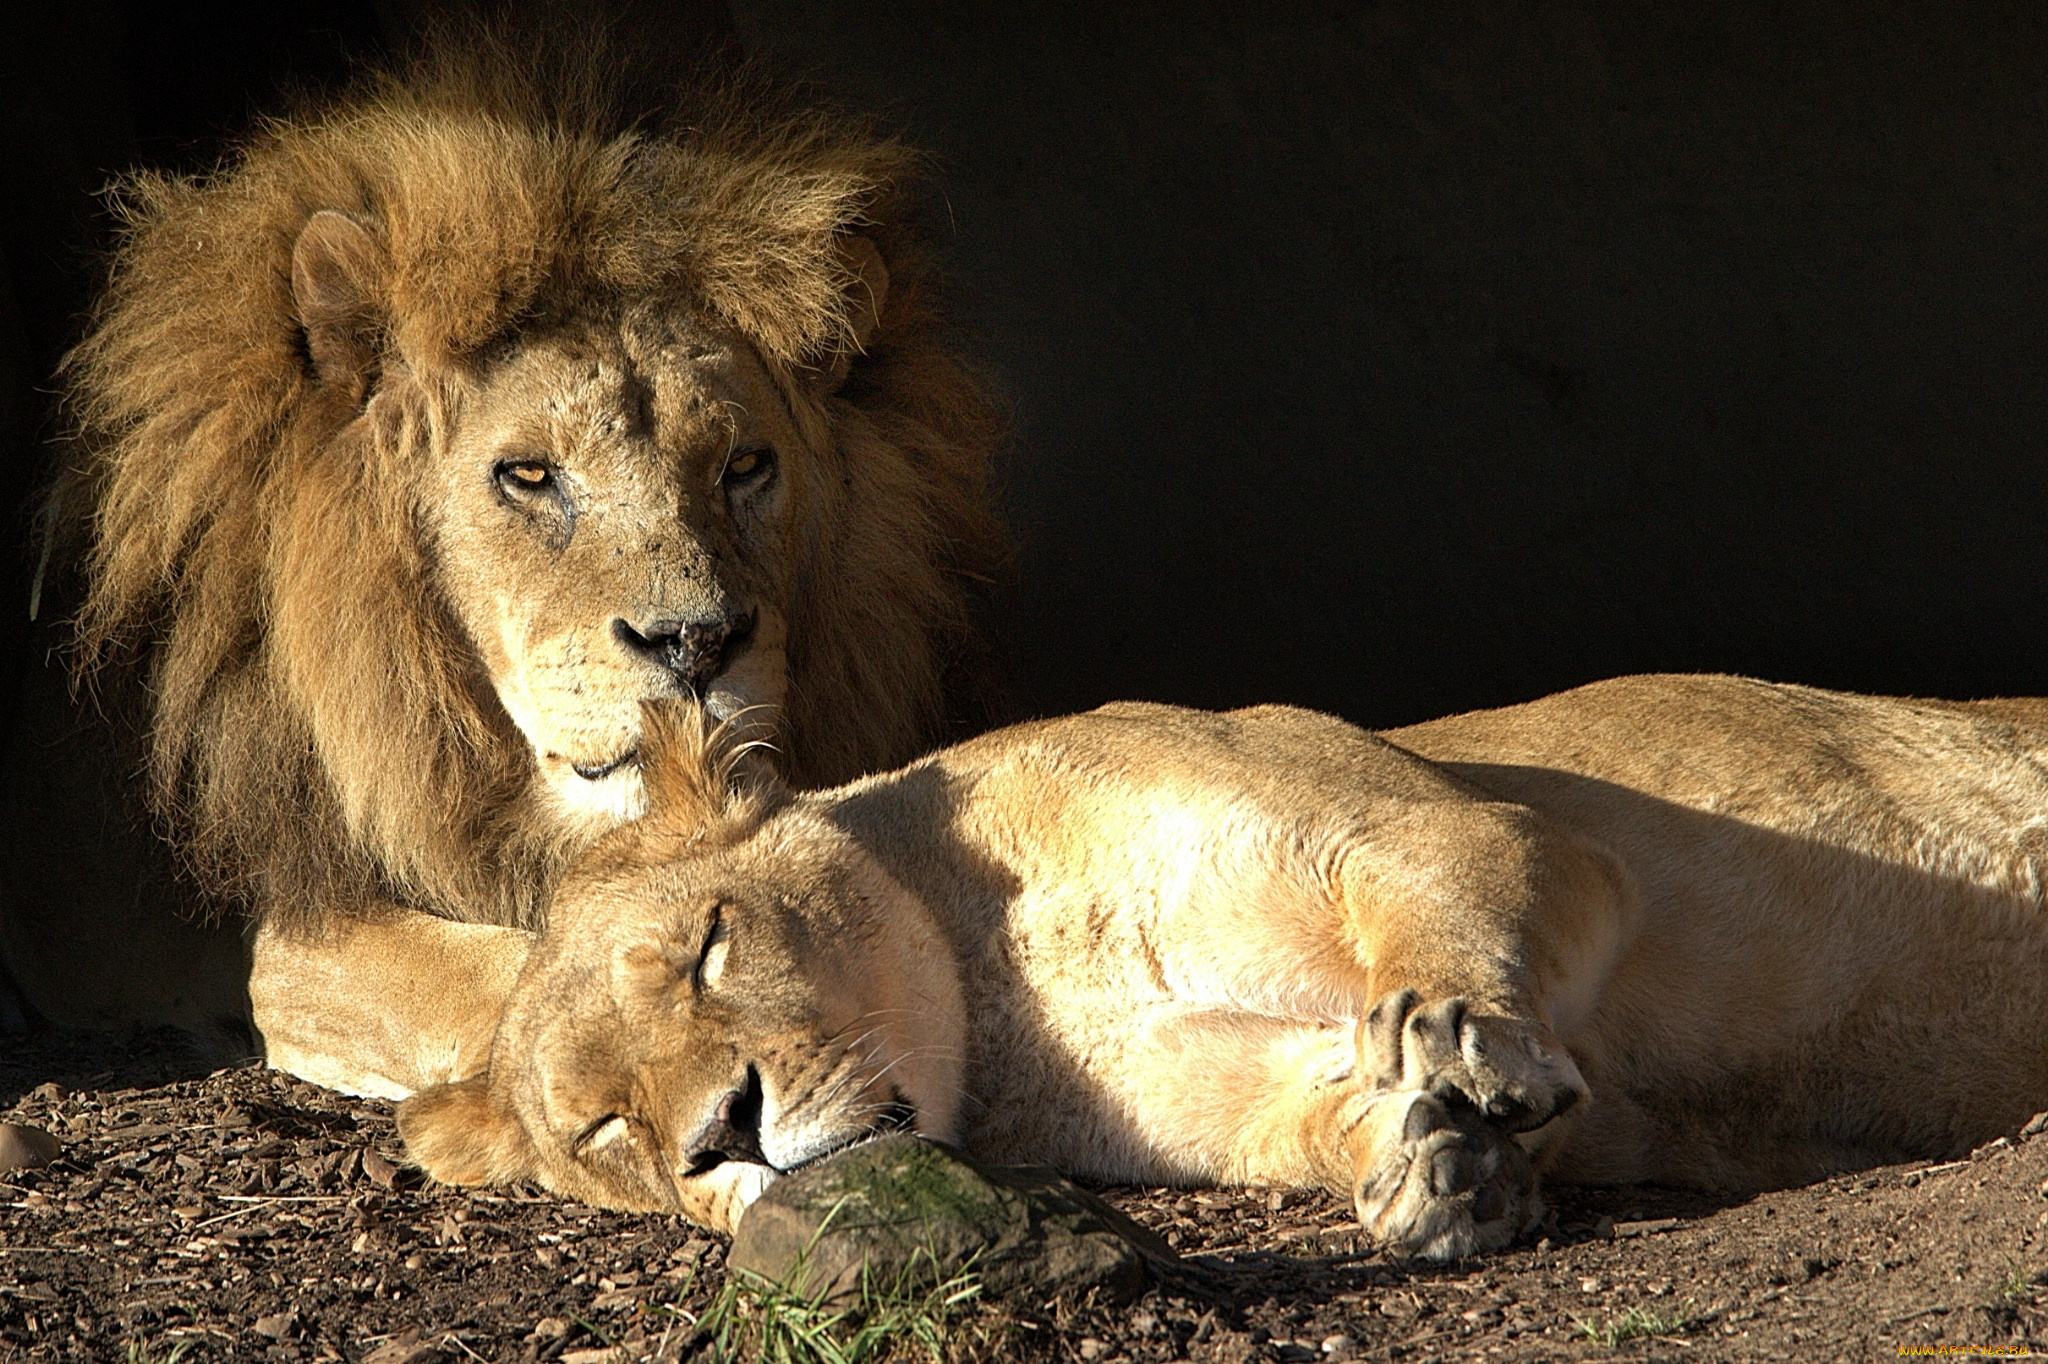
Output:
125,1338,197,1364
653,1248,985,1364
1574,1301,1693,1346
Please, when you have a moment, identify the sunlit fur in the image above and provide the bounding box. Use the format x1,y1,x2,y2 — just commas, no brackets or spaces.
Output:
401,678,2048,1260
62,39,1006,943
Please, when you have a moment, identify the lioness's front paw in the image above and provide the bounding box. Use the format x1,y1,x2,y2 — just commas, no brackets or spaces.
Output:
1360,988,1587,1132
1351,1089,1539,1260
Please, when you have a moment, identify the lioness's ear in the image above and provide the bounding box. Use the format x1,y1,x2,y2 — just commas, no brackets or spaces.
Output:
291,210,388,396
396,1075,535,1187
818,235,890,392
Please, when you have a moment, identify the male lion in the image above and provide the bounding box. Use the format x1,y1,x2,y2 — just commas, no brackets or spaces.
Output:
25,49,1004,1093
399,676,2048,1259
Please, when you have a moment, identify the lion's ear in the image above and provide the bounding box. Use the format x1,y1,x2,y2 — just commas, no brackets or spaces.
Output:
396,1075,535,1187
291,210,388,396
817,235,890,393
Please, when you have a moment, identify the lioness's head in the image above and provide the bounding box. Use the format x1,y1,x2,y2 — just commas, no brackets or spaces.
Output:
397,702,965,1229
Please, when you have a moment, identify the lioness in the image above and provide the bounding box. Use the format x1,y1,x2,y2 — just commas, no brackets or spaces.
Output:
399,675,2048,1258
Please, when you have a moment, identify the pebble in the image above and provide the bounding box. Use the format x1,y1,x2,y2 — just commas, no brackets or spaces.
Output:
1321,1334,1358,1358
1580,1277,1606,1294
361,1333,438,1364
1078,1337,1109,1360
0,1122,61,1172
252,1310,299,1340
362,1149,398,1187
532,1317,572,1339
2021,1110,2048,1139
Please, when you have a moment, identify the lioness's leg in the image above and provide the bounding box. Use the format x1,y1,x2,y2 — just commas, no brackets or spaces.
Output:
1333,802,1635,1132
249,912,534,1099
1123,1012,1538,1260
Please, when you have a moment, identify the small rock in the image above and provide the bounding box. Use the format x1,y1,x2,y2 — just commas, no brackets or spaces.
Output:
1974,1135,2012,1159
1580,1277,1606,1294
1078,1338,1109,1360
0,1123,60,1172
728,1134,1175,1306
1321,1334,1358,1358
29,1082,66,1103
361,1331,440,1364
2021,1111,2048,1139
531,1317,572,1339
362,1149,398,1187
252,1310,299,1340
1613,1217,1680,1238
1266,1189,1293,1212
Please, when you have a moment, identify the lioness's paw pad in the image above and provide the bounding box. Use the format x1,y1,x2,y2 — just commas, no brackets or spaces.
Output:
1358,988,1587,1133
1351,1090,1538,1261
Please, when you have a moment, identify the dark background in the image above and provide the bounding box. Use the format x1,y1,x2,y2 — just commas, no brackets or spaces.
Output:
5,0,2047,751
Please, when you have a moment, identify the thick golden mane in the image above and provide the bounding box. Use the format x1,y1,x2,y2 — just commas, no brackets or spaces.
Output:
64,44,1006,932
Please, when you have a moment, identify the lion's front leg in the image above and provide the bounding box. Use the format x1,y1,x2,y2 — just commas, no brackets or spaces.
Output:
1111,1011,1539,1260
249,911,534,1099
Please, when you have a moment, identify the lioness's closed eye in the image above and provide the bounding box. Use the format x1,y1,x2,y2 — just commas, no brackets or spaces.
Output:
403,676,2048,1261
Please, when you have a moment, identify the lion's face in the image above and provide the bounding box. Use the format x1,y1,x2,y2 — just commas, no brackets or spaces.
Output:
429,307,804,827
397,787,966,1229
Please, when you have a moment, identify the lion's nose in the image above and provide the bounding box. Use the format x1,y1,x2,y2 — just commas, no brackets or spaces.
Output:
683,1064,768,1173
613,608,756,690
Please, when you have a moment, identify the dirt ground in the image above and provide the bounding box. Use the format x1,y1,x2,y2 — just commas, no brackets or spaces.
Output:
2,1029,2044,1363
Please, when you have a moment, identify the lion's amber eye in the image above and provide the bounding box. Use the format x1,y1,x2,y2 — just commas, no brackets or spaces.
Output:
721,447,774,487
495,460,554,494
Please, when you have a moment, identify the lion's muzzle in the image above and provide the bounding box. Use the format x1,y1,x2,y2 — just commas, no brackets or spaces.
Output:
612,607,758,693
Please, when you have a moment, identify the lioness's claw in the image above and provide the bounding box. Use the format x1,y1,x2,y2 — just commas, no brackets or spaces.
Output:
1352,1090,1539,1260
1359,988,1587,1134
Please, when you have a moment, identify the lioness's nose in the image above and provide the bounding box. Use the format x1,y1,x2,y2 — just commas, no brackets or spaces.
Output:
683,1065,768,1173
613,608,757,690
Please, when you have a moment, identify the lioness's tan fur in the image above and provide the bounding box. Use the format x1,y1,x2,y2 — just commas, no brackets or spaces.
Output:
35,42,1004,1082
399,675,2048,1258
